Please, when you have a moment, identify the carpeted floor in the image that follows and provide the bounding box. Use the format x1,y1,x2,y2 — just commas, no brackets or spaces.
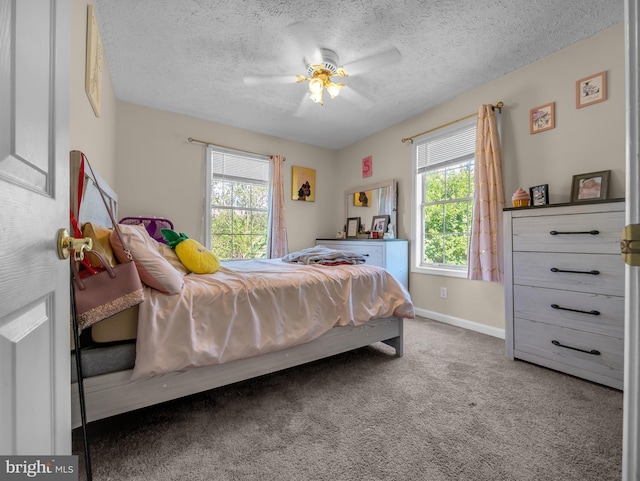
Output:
73,317,623,481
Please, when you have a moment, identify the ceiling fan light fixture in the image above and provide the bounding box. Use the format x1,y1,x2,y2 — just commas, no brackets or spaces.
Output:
309,90,324,104
326,82,344,98
308,77,324,94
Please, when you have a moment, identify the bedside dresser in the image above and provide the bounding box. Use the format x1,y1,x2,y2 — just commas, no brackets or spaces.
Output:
503,200,625,389
315,239,408,289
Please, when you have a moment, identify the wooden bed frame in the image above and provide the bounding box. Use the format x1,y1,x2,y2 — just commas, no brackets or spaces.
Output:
69,151,404,428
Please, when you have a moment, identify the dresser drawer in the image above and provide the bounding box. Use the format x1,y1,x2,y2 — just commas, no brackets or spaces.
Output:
514,318,623,389
345,245,384,267
513,285,624,338
512,211,624,254
318,241,384,267
512,252,624,296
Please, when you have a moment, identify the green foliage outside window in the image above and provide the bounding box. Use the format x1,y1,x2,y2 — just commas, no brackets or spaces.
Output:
422,161,474,267
210,179,268,259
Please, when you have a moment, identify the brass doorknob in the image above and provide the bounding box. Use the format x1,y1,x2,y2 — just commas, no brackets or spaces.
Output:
57,228,93,260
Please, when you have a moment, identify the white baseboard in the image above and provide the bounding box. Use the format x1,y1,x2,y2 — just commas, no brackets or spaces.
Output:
414,308,505,339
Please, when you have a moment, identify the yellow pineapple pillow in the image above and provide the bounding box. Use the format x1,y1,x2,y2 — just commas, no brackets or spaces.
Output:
161,229,220,274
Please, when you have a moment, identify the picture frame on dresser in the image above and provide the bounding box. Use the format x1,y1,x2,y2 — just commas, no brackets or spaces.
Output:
371,215,390,235
529,184,549,206
570,170,610,202
346,217,361,239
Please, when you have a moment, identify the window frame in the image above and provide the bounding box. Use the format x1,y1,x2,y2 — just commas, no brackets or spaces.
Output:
205,145,271,260
411,117,476,278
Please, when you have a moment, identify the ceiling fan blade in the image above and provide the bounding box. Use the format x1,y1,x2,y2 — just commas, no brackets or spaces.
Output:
286,21,322,66
339,86,375,110
341,47,402,76
243,75,298,86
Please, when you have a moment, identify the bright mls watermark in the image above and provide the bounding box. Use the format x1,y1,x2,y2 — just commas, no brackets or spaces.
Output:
0,456,77,480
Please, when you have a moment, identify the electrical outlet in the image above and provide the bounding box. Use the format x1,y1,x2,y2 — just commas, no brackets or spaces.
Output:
440,287,447,299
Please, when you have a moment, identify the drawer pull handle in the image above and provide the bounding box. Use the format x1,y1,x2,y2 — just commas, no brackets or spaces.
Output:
549,230,600,236
550,267,600,275
550,304,600,316
551,340,601,356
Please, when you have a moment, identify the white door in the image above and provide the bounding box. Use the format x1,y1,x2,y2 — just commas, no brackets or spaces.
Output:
0,0,71,454
623,1,640,479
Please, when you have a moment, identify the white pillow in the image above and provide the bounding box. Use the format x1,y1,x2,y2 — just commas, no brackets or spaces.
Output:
110,224,185,294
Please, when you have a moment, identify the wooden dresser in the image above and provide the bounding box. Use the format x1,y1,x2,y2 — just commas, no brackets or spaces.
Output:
315,239,408,289
503,200,625,389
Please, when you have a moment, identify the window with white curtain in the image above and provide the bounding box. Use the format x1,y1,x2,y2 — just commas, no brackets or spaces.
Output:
206,145,271,260
412,117,476,275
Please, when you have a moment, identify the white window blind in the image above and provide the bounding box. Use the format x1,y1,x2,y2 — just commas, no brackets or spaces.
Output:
416,123,476,173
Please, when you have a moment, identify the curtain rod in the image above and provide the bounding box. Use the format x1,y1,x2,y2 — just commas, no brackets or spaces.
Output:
187,137,286,161
401,101,504,144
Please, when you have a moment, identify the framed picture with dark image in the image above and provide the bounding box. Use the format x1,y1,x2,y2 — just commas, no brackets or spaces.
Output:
529,184,549,206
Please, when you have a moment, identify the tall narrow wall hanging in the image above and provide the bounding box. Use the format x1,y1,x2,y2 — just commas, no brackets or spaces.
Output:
292,166,316,202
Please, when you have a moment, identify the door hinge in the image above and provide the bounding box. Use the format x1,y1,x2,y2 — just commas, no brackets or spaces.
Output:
621,224,640,266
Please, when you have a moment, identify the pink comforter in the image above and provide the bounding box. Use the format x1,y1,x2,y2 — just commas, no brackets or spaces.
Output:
132,259,414,379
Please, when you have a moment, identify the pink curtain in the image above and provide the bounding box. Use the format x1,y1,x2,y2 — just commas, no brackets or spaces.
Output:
267,154,288,258
467,105,505,282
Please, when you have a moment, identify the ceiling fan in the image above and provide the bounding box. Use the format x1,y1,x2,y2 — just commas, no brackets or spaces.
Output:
243,22,401,114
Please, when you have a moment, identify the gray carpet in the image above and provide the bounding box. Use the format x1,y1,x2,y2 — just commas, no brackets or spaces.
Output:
73,317,623,481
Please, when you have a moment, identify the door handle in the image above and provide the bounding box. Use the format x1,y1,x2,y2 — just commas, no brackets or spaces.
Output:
621,224,640,266
57,228,93,260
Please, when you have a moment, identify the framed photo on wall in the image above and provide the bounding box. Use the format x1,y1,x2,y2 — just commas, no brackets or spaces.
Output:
576,71,607,108
353,190,372,207
530,102,555,134
291,166,316,202
570,170,610,202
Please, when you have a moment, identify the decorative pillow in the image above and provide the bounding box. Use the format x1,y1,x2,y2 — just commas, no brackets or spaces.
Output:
161,229,220,274
110,224,185,294
82,222,117,267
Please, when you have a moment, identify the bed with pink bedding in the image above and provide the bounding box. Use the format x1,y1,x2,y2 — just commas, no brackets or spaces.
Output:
70,152,414,427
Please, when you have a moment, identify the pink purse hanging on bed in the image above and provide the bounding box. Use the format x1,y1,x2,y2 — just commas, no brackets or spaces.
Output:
70,152,144,331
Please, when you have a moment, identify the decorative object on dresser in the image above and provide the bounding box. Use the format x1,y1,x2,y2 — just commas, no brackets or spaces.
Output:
570,170,610,202
511,187,530,207
529,184,549,206
371,215,390,235
346,217,361,239
576,71,607,108
529,102,555,134
316,238,408,289
503,200,625,389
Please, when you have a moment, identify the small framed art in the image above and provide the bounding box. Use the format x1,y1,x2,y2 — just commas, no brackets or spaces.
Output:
292,166,316,202
371,215,390,235
354,190,372,207
346,217,361,239
576,71,607,108
530,102,555,134
529,184,549,206
570,170,610,202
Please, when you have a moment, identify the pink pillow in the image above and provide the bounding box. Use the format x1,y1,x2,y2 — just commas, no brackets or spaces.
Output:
110,224,185,294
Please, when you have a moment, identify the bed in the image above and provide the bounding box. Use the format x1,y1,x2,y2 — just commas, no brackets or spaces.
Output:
69,151,414,428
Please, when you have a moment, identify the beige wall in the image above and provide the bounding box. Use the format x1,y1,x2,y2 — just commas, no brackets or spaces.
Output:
71,3,624,333
337,23,625,331
113,103,340,252
69,0,117,185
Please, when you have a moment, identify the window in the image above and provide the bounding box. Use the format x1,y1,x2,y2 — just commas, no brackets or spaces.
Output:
206,146,270,260
413,118,476,275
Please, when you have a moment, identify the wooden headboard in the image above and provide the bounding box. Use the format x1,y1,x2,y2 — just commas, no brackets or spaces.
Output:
70,150,118,228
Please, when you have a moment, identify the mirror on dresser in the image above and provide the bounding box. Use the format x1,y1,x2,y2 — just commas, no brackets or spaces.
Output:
344,179,397,234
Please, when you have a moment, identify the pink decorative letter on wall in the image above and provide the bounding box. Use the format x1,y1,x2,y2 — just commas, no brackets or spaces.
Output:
362,156,372,178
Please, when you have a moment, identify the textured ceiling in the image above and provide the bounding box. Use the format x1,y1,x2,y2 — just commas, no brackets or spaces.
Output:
93,0,623,150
